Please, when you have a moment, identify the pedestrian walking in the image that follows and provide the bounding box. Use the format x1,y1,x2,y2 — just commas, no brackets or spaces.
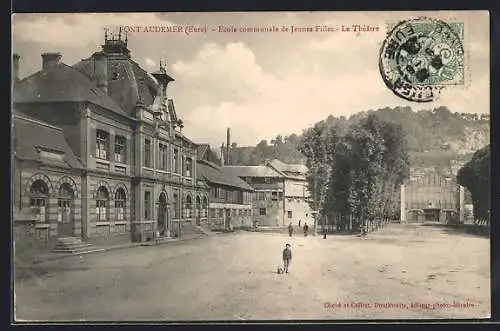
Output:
299,220,301,228
288,222,293,237
282,243,292,273
303,223,309,237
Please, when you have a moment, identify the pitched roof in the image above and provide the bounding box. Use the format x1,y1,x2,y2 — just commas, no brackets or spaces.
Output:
72,55,171,118
222,165,283,178
267,159,308,174
13,114,82,169
197,144,210,160
197,160,254,191
13,63,128,117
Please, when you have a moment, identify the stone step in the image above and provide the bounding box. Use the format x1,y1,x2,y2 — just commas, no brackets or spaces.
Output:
52,237,96,254
52,247,106,254
52,245,100,253
57,237,84,243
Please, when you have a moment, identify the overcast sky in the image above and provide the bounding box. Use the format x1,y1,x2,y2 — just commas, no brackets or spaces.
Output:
12,11,489,147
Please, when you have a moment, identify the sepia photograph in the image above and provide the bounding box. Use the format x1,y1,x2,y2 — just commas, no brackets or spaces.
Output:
11,11,490,321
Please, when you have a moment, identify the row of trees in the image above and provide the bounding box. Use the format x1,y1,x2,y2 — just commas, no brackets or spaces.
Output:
298,113,410,234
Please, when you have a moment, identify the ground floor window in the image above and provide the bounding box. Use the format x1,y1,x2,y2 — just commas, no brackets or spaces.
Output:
288,211,293,219
30,179,49,223
96,186,109,221
31,198,47,222
96,200,107,221
185,195,192,218
144,191,151,220
202,197,208,217
260,208,266,216
115,188,126,221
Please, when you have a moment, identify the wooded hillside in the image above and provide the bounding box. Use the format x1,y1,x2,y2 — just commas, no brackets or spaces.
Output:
229,107,489,169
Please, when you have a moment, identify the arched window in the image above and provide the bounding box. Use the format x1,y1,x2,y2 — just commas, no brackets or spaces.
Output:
173,194,179,219
115,188,126,221
202,197,208,218
96,186,109,221
185,195,192,218
195,196,201,218
58,183,74,224
30,180,49,223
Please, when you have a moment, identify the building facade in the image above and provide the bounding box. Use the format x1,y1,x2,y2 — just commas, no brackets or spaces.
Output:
264,159,313,226
400,171,469,224
12,111,84,243
12,34,210,245
223,165,284,226
223,159,311,227
196,145,254,230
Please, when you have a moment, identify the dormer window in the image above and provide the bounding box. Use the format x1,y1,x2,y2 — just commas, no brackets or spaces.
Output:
36,147,65,162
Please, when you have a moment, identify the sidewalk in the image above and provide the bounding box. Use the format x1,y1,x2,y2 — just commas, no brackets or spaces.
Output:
32,232,211,263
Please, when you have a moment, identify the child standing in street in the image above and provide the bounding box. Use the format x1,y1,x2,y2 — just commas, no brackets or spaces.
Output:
282,243,292,273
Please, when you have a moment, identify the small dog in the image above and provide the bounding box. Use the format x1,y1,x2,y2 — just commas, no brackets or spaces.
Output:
277,266,284,274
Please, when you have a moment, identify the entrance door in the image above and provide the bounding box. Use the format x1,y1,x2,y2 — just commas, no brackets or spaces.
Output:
158,193,168,236
423,208,440,222
58,199,73,236
57,183,75,237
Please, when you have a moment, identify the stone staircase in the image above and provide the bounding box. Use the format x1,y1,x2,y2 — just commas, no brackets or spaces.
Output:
195,225,212,236
52,237,105,254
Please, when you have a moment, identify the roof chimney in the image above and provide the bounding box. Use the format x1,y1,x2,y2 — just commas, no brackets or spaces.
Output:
12,53,20,83
42,52,62,71
221,143,225,166
93,51,108,93
226,128,231,166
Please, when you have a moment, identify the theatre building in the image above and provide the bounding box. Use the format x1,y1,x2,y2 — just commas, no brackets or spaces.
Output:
12,34,208,249
400,171,469,224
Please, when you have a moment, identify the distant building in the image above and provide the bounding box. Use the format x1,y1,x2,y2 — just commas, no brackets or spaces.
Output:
196,144,254,230
264,159,312,226
400,171,469,224
223,165,284,226
223,159,312,227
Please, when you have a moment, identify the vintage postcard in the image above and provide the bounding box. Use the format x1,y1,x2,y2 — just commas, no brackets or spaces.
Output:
11,11,490,322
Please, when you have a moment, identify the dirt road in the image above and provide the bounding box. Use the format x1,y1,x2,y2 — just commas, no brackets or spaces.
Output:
14,223,490,321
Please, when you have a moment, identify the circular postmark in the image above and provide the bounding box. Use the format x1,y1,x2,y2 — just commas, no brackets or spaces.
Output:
379,17,465,103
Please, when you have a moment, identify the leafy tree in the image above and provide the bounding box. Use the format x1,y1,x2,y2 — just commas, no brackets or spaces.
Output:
457,145,491,225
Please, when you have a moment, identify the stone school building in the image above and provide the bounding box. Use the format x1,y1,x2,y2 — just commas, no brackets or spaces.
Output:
11,34,252,250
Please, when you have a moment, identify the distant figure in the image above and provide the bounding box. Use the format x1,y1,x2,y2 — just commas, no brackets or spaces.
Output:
282,243,292,273
288,222,294,237
303,223,309,237
323,227,327,239
299,220,302,228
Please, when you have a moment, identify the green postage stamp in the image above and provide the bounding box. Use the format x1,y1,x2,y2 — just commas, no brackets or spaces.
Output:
379,17,465,103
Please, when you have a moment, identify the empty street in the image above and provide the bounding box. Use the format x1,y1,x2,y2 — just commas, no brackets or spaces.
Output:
15,224,490,321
